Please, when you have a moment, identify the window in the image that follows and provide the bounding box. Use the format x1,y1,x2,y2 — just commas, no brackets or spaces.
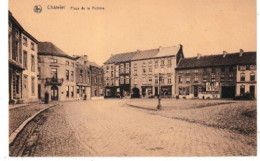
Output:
125,63,129,74
142,77,146,84
203,75,207,82
186,76,190,83
106,66,109,70
211,74,216,82
125,76,130,84
66,86,69,97
229,66,234,72
79,70,83,82
15,75,20,94
71,62,74,67
111,78,114,85
23,51,27,69
229,73,234,80
155,60,158,68
149,68,152,73
194,69,198,73
111,65,114,70
111,71,114,77
134,68,137,76
31,77,35,95
142,68,146,74
250,73,255,81
51,68,57,79
148,77,152,84
23,75,28,89
66,61,69,65
23,36,27,46
240,73,245,81
221,67,225,72
220,74,225,81
250,65,256,70
161,60,165,66
37,67,41,79
194,75,198,83
179,87,189,95
168,59,172,65
31,55,35,72
203,68,207,73
51,59,57,63
31,42,35,51
120,64,124,74
66,70,69,81
71,86,74,97
186,70,190,74
240,85,245,95
179,76,182,83
168,76,172,84
239,65,246,71
120,76,124,84
71,71,74,81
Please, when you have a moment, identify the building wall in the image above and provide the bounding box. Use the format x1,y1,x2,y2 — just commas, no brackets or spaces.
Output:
38,55,77,101
236,65,257,98
131,56,176,98
175,66,237,99
21,33,38,102
90,66,104,97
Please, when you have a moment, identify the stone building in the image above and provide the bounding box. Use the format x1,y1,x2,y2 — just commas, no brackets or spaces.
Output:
89,62,104,98
131,45,184,98
38,42,77,102
104,51,138,98
74,55,91,100
8,11,39,104
103,44,184,98
175,50,256,99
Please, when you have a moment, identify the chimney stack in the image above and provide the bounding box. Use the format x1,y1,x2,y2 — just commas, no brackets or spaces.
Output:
223,51,227,57
239,49,244,56
197,53,201,59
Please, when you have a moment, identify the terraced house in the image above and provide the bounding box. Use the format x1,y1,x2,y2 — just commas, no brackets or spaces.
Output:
8,11,39,104
103,44,184,98
175,50,256,99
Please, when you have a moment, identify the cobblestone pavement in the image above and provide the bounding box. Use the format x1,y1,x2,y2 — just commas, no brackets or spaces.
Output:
9,102,55,135
10,99,257,156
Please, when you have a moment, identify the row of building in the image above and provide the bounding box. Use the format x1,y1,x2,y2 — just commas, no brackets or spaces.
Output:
104,47,256,99
9,11,104,104
9,10,256,104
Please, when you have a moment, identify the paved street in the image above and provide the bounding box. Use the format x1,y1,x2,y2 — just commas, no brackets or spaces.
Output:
10,99,256,156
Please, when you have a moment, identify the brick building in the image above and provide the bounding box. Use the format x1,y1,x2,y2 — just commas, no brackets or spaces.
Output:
38,42,77,101
175,50,256,99
8,11,39,104
74,55,91,100
104,52,138,98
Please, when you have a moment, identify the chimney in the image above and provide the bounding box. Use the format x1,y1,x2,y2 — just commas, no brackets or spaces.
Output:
197,53,201,59
223,51,227,57
239,49,244,56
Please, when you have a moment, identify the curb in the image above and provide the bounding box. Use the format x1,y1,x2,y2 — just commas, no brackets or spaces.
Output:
9,104,56,146
9,104,29,110
125,103,157,111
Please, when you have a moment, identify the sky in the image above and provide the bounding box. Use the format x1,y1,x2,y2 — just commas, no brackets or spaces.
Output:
9,0,256,65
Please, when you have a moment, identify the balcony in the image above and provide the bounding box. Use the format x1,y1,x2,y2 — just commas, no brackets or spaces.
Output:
46,77,64,86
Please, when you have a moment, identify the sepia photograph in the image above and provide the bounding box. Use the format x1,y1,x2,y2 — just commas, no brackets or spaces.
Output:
3,0,258,158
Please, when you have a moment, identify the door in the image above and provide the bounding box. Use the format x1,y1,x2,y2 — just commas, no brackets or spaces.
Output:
194,85,198,97
51,85,58,100
38,84,41,99
250,85,255,98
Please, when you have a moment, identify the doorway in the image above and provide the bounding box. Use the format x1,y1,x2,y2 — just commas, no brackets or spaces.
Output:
51,85,58,100
250,85,255,98
194,85,198,97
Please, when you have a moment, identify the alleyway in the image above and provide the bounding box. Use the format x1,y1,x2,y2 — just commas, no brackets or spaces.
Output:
10,99,256,156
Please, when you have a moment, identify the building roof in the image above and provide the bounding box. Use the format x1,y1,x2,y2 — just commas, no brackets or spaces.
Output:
155,45,181,58
88,61,101,68
38,42,75,60
104,51,138,64
176,52,256,69
131,49,159,61
9,11,39,44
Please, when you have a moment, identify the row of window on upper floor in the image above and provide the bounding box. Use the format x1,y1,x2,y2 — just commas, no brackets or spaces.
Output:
22,36,35,51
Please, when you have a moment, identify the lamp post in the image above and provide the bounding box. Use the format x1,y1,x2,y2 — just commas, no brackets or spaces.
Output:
157,73,162,110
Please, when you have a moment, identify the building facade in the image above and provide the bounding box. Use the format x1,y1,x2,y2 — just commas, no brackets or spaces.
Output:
38,42,77,102
9,11,39,104
90,63,104,98
74,55,91,100
104,52,138,98
175,50,256,99
131,45,184,98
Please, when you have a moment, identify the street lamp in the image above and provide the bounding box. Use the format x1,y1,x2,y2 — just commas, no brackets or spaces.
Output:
157,73,162,110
